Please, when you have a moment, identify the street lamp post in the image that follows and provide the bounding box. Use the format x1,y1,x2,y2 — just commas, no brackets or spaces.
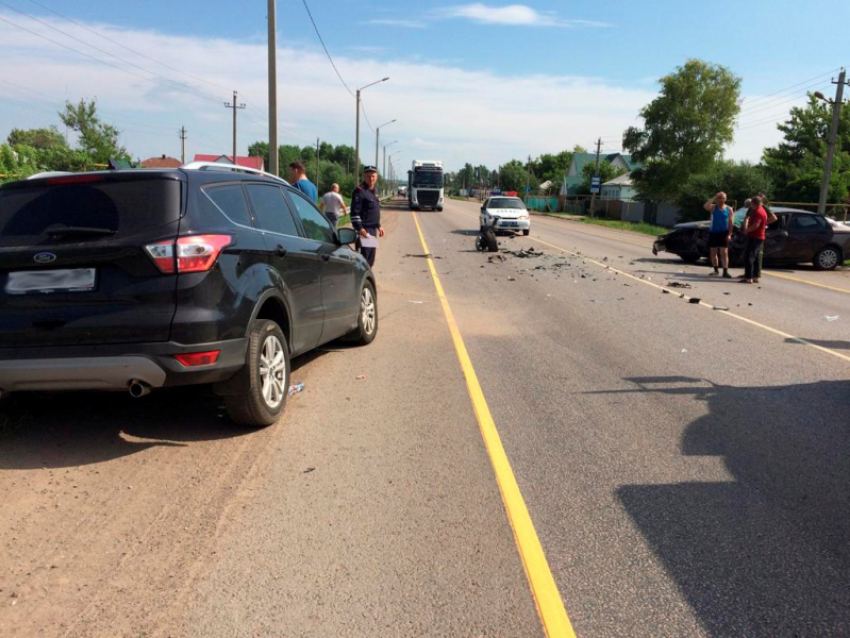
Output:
383,140,398,191
813,68,847,215
355,77,389,178
375,120,396,195
267,0,278,176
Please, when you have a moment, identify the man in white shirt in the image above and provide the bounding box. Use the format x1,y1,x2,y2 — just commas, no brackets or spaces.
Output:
320,183,347,227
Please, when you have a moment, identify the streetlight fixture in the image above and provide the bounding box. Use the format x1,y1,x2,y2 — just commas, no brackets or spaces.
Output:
375,119,396,169
813,68,847,215
355,77,390,176
382,140,398,184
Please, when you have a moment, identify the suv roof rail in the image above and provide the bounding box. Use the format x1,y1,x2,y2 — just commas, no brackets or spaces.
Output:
27,171,74,180
181,161,289,185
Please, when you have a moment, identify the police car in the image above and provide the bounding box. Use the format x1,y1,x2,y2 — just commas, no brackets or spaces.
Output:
479,196,531,236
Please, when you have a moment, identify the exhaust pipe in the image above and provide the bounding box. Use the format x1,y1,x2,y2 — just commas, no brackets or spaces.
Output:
128,380,152,398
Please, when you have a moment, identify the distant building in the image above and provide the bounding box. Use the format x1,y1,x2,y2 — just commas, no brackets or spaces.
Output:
601,173,638,201
141,155,182,169
559,152,642,196
194,154,264,171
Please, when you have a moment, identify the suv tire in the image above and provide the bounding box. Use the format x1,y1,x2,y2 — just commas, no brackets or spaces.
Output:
344,280,378,345
225,319,290,427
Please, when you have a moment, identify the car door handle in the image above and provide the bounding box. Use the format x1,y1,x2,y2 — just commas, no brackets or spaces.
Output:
321,253,331,262
275,245,287,257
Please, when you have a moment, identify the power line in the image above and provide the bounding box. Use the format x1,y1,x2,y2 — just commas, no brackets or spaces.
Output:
301,0,355,98
739,68,839,109
738,82,831,119
25,0,234,93
0,6,223,106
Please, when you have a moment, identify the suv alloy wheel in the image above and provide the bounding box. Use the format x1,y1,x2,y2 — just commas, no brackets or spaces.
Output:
225,319,290,427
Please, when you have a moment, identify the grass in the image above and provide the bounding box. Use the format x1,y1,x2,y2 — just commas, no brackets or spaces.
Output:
577,217,668,237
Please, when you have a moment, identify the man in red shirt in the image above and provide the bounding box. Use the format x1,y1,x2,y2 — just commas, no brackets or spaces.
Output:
741,196,777,284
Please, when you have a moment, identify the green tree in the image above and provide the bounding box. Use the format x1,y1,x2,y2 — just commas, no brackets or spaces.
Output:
623,59,742,201
677,160,773,220
499,159,537,192
762,94,850,204
248,141,269,169
59,99,129,163
534,150,573,186
7,126,68,151
316,158,346,195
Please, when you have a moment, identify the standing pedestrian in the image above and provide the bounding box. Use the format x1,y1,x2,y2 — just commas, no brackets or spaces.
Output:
286,161,317,203
350,166,384,267
703,191,734,278
741,196,777,284
320,183,347,227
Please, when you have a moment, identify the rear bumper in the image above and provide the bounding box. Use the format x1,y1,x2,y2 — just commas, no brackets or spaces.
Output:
0,338,247,392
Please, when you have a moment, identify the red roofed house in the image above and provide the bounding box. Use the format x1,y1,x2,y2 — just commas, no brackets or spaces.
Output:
194,154,264,171
141,155,182,169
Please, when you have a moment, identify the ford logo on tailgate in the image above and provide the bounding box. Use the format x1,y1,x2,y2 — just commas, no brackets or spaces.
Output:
34,252,57,264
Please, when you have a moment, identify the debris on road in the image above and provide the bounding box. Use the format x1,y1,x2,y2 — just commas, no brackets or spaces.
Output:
825,315,839,321
288,383,305,396
503,248,543,259
689,298,701,304
303,467,315,474
408,301,425,304
667,281,692,289
487,254,506,263
356,375,366,380
713,305,730,311
662,289,670,294
508,277,516,282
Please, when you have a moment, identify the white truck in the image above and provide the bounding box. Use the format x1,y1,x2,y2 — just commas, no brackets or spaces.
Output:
407,160,444,211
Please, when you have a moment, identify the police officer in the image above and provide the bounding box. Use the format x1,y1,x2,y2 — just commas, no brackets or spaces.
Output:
350,165,384,267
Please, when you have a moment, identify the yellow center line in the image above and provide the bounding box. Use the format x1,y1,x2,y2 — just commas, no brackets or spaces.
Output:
446,205,850,364
412,212,576,638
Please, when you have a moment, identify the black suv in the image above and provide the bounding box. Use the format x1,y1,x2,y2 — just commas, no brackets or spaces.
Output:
0,164,377,427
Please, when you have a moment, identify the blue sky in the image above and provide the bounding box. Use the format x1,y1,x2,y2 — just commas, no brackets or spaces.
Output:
1,1,848,171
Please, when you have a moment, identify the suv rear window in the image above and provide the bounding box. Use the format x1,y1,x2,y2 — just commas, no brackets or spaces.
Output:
0,179,182,247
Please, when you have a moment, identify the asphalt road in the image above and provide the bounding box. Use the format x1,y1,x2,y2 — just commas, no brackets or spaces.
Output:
0,197,847,637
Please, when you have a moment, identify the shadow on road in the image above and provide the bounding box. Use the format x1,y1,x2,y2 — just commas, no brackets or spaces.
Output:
0,349,333,470
609,376,850,637
784,337,850,350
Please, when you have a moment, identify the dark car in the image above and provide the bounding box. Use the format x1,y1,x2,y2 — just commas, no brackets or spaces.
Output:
653,207,850,270
0,163,377,427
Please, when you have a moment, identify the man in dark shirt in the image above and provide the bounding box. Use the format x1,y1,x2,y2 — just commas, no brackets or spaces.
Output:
350,166,384,267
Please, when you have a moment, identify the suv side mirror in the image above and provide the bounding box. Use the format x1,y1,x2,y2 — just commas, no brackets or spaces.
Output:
337,228,357,245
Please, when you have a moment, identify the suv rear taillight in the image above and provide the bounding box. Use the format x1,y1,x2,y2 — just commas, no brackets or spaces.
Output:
145,235,232,274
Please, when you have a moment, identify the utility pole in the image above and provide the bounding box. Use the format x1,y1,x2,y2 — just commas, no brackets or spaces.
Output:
589,137,602,217
315,137,320,191
224,90,246,165
355,89,361,178
818,68,847,215
268,0,278,175
179,126,186,164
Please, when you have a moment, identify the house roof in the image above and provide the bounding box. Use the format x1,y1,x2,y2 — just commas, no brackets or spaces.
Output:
194,154,264,171
602,173,634,187
141,155,182,169
571,152,642,174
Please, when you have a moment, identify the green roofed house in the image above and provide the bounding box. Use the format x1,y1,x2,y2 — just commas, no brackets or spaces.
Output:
559,153,642,196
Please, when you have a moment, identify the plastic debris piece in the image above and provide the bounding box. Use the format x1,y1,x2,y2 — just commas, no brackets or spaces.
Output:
825,315,839,321
668,281,692,289
689,298,701,304
681,349,688,353
662,289,670,294
356,375,366,380
408,300,425,304
288,382,305,396
713,305,729,311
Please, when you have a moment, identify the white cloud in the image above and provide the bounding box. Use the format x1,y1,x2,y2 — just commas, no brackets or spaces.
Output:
440,4,610,27
361,19,427,29
0,12,781,171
